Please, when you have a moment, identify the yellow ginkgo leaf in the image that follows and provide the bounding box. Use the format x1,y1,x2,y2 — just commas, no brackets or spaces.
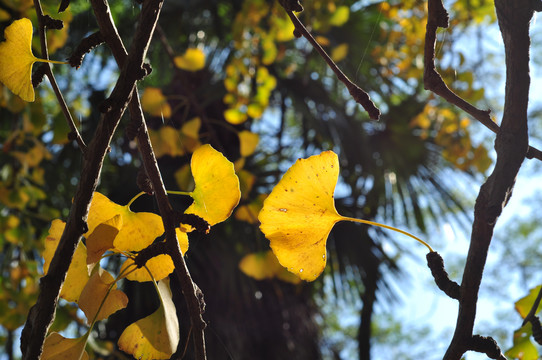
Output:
120,254,173,283
86,192,164,252
331,43,349,63
43,220,90,302
41,332,89,360
118,279,179,360
120,229,188,282
174,48,205,71
149,126,186,158
224,107,248,125
238,169,256,200
239,250,301,284
78,267,128,325
141,87,172,118
0,18,66,102
259,151,433,282
86,214,122,264
180,117,202,153
328,6,350,27
235,194,266,224
184,144,241,228
238,130,259,157
258,151,342,281
174,164,194,191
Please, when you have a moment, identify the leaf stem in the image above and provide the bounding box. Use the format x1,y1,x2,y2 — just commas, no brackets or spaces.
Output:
341,216,434,252
167,190,193,197
126,191,146,209
36,58,70,65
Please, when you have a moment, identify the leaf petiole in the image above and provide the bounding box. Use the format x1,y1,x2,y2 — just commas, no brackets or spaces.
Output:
35,58,69,65
126,191,146,209
341,216,434,252
167,190,193,197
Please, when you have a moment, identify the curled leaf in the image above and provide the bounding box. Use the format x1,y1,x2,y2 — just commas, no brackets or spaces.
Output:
43,220,90,302
86,192,164,252
78,268,128,325
85,214,122,264
184,144,241,230
118,279,179,360
41,332,89,360
120,229,188,282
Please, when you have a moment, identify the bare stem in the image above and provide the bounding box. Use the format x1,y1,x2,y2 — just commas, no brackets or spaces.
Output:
283,9,380,120
33,0,87,154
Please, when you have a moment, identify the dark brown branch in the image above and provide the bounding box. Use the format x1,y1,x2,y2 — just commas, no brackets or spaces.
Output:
424,0,542,161
68,31,105,68
20,1,164,359
522,285,542,327
426,251,460,300
468,335,506,360
439,1,533,359
134,241,168,268
32,0,87,155
281,7,380,120
89,2,207,358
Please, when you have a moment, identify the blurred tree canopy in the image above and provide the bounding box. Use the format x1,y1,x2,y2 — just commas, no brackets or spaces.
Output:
0,0,512,359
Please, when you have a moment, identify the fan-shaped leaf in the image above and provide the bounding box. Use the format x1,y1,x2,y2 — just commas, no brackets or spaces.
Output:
239,250,301,284
118,279,179,360
184,144,240,229
120,230,188,282
0,18,39,102
86,192,164,252
41,332,89,360
86,214,122,264
43,220,90,302
78,267,128,325
258,151,342,281
141,87,171,118
174,48,205,71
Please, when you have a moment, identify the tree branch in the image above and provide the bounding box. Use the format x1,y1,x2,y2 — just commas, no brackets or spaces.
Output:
33,0,87,154
88,1,207,357
20,1,164,359
439,1,533,359
424,0,542,161
281,5,380,120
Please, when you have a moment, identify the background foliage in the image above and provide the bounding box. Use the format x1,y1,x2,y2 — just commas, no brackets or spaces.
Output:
1,0,539,359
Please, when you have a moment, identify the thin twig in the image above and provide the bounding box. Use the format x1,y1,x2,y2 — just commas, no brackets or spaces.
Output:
522,286,542,326
423,0,542,161
282,8,380,120
154,24,224,154
431,1,533,359
20,1,164,359
90,3,207,358
33,0,87,155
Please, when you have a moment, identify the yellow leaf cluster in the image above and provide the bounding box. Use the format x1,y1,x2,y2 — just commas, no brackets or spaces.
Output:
141,87,172,118
239,250,301,284
174,48,206,71
149,117,201,158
